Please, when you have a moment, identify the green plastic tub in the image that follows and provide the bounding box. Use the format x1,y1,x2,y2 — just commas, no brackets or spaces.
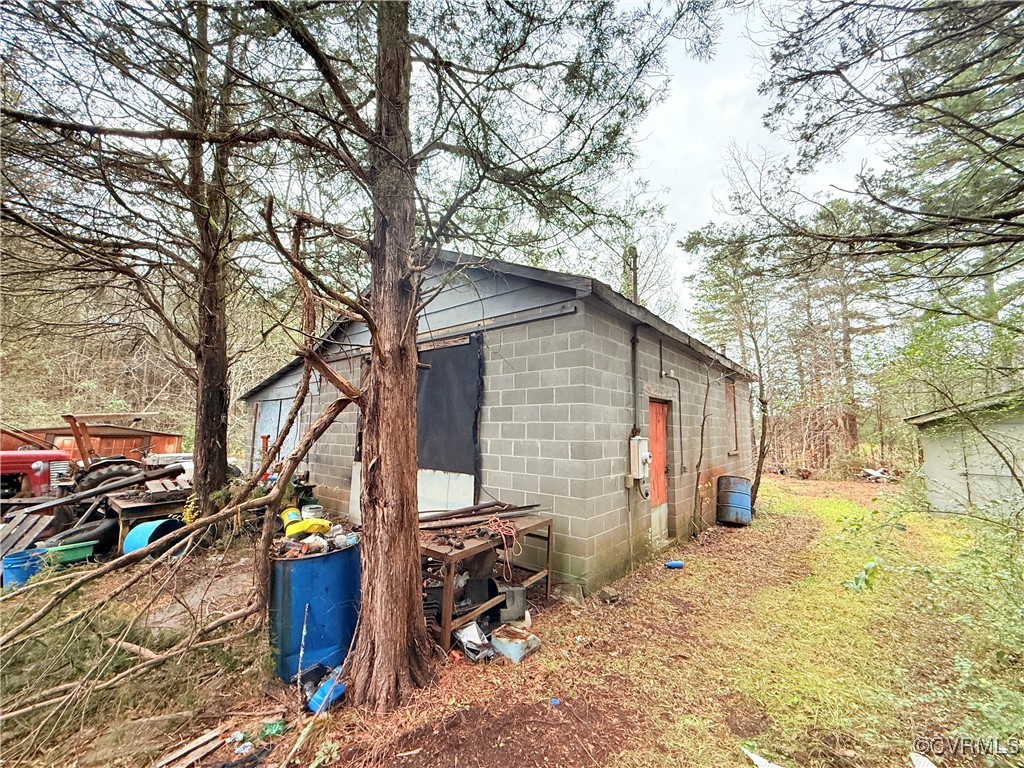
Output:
44,540,99,565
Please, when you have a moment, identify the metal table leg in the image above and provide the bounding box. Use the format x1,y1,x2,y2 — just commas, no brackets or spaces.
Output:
440,560,455,652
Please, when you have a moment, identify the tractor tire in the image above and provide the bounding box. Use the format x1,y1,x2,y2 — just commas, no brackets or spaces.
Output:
74,463,142,494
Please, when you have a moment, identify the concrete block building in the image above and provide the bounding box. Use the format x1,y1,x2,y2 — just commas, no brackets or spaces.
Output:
242,254,754,590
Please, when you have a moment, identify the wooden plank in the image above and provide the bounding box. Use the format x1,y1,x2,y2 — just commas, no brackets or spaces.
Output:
440,561,455,652
165,737,222,768
0,514,31,558
522,569,549,588
418,510,532,531
450,594,506,631
154,728,221,768
21,515,52,548
1,514,54,558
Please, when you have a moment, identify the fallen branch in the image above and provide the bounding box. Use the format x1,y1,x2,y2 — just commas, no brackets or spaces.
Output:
1,619,256,722
106,638,159,660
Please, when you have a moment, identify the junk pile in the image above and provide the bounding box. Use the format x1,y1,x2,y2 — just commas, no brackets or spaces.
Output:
0,463,193,587
268,480,361,712
418,500,547,665
275,505,360,560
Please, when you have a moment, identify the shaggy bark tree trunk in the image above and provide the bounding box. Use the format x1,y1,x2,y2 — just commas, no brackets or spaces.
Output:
343,0,435,711
187,2,232,516
193,270,230,516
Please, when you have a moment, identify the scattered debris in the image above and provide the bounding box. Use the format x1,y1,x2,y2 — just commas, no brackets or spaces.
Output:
553,582,584,605
276,525,359,559
256,719,288,739
665,559,684,569
154,728,223,768
454,622,494,662
860,466,895,483
308,666,346,713
910,754,937,768
741,747,786,768
212,745,271,768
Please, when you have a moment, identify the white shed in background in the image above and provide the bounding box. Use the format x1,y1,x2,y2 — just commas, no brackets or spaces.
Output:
906,389,1024,515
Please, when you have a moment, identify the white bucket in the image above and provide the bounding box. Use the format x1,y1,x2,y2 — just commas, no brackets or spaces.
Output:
300,504,324,520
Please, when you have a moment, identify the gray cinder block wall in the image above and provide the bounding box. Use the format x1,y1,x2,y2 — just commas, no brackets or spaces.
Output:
476,301,752,590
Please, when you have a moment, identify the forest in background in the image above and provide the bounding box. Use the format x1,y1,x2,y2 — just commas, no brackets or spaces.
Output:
2,0,1022,476
2,2,1021,484
683,1,1023,477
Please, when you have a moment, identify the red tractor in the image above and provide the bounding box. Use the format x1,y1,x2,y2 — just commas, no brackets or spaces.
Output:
0,413,185,504
0,447,74,499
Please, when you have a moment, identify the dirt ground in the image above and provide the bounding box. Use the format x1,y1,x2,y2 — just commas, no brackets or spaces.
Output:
10,477,1000,768
193,475,952,768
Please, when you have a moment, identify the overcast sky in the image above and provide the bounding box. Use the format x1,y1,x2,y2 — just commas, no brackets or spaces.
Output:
633,9,875,327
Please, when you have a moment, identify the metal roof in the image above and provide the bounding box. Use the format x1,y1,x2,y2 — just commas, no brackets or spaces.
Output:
241,251,755,400
21,423,181,438
905,387,1024,428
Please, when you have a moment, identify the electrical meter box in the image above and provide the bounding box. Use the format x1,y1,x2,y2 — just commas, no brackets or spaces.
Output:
629,436,651,480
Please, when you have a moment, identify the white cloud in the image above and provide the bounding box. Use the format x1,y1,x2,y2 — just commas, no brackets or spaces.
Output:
630,11,879,329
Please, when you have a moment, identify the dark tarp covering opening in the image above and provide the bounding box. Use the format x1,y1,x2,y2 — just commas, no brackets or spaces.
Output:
352,335,482,475
416,335,482,475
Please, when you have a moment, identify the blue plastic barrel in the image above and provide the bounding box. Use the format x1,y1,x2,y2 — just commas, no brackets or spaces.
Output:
3,548,46,588
270,544,360,682
123,518,185,555
717,475,752,525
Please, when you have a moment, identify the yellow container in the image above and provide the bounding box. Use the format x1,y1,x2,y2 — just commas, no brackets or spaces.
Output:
284,518,332,538
280,507,302,532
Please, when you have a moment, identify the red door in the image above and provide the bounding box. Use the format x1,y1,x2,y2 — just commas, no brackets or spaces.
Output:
649,401,669,540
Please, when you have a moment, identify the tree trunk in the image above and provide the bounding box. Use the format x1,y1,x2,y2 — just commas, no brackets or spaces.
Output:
748,336,770,511
193,271,230,516
344,0,435,712
839,290,858,452
187,1,233,516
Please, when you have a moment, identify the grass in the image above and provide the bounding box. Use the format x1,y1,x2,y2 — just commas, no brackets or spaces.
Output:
542,477,1021,768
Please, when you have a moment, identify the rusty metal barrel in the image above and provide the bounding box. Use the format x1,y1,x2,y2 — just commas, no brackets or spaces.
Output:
717,475,752,526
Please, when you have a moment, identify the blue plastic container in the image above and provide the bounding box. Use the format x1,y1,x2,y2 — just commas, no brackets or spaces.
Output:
270,544,360,682
3,548,46,588
717,475,752,525
307,666,346,713
123,518,186,555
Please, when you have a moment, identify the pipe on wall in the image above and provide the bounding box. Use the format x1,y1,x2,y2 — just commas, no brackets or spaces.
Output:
663,372,687,472
659,339,687,471
630,324,641,437
626,323,642,570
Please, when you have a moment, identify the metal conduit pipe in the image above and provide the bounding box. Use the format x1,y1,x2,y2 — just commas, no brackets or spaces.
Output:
627,323,641,570
659,339,687,472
